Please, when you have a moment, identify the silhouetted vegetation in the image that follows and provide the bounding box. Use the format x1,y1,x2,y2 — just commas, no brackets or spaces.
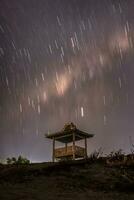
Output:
6,155,30,165
88,148,103,161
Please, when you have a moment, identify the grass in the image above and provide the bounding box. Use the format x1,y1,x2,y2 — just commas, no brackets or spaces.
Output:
0,159,134,200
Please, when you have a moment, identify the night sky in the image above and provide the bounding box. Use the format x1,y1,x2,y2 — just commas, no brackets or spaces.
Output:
0,0,134,162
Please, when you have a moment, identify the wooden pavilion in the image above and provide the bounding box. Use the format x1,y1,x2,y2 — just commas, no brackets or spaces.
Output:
45,123,94,162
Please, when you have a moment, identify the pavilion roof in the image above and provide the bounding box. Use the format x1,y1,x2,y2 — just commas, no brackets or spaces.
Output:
45,123,94,143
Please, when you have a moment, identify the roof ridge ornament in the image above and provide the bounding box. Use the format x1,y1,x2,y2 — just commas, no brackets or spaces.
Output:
63,122,76,131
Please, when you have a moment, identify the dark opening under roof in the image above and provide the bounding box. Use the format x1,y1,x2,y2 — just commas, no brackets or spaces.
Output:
45,123,94,143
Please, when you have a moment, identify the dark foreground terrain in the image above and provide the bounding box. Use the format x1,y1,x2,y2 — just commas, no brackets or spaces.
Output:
0,159,134,200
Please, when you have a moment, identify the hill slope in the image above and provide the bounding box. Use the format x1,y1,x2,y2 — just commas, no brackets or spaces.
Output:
0,160,134,200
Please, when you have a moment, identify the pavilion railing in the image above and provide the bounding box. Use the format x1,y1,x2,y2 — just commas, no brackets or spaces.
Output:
54,145,85,158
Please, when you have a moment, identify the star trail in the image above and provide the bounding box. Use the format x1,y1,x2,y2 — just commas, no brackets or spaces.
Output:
0,0,134,162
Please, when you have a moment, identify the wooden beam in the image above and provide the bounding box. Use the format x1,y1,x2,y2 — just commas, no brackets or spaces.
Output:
65,143,67,153
73,132,75,160
52,137,55,162
84,137,87,159
55,133,72,140
55,133,85,140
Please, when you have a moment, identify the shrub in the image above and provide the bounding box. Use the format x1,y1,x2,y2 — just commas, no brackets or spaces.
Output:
89,148,103,161
6,155,30,165
107,149,125,162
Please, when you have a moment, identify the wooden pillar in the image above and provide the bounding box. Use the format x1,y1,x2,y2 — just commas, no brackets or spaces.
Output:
52,137,55,162
72,133,75,160
65,143,67,153
84,137,87,159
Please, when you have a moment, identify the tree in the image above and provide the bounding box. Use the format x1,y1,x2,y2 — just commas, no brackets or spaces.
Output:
6,156,30,165
7,157,12,164
17,155,30,164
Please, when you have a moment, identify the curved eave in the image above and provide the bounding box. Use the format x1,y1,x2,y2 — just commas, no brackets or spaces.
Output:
45,129,94,143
